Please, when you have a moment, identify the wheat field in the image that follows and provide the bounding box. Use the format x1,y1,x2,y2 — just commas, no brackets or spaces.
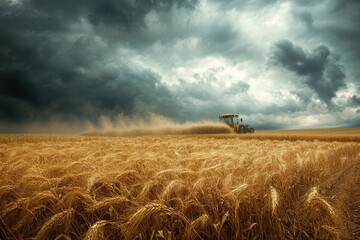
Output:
0,128,360,239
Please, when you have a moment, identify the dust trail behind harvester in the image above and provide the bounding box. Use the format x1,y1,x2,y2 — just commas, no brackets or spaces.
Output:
82,113,233,136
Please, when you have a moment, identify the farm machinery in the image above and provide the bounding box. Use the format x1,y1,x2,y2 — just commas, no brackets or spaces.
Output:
219,113,255,133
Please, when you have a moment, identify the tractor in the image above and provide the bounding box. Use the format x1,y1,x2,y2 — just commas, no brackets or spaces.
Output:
219,113,255,133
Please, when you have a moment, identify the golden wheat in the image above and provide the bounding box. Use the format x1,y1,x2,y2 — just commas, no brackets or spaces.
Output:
0,129,359,239
34,208,76,240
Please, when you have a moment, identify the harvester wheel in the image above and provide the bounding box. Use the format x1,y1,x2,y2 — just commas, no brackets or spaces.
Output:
238,125,245,134
249,128,255,133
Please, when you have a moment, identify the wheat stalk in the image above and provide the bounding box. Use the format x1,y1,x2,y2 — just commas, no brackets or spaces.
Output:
34,208,75,240
84,220,107,240
123,202,173,239
270,186,279,215
306,187,335,217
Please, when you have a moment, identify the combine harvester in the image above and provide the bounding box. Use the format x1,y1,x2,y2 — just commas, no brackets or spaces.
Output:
219,113,255,133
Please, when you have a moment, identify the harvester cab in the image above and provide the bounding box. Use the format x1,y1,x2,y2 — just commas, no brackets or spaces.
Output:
219,113,255,133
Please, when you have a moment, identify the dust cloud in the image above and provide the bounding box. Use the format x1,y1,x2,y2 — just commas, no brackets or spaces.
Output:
0,113,232,135
82,113,233,136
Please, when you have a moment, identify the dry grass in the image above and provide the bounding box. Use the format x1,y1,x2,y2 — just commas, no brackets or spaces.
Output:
0,128,359,239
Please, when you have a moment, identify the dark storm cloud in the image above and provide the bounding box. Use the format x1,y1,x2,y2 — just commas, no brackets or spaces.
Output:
348,95,360,113
25,0,197,30
199,21,240,59
0,0,194,127
210,0,279,10
294,11,313,28
350,95,360,106
292,0,360,76
1,0,359,132
327,1,360,63
270,40,346,105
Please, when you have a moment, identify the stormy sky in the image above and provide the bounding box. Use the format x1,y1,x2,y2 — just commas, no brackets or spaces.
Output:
1,0,359,132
